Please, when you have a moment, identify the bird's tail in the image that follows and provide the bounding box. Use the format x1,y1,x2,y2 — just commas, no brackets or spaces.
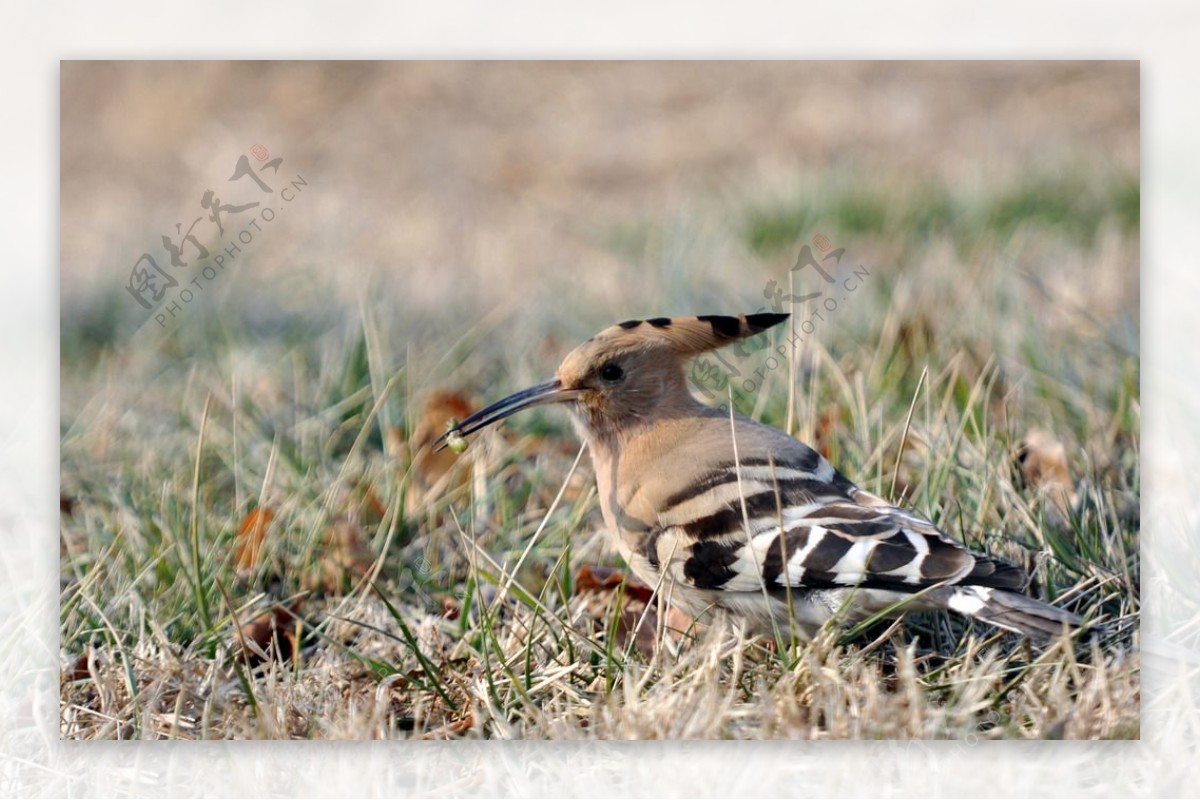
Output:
941,585,1084,639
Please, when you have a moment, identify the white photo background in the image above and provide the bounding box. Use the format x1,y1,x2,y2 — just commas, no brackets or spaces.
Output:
0,9,1190,791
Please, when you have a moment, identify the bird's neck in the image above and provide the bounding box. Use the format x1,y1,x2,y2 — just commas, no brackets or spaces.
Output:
577,388,708,454
579,392,719,530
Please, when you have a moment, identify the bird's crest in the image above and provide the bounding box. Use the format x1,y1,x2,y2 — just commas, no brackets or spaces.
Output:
591,312,789,357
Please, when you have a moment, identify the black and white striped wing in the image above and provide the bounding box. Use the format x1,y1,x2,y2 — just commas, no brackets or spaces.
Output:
644,457,1024,595
718,499,1024,593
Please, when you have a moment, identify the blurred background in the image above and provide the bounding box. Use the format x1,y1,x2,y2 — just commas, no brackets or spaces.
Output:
61,61,1137,373
60,57,1140,563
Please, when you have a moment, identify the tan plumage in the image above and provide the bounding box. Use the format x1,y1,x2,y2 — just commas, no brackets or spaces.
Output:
436,313,1083,640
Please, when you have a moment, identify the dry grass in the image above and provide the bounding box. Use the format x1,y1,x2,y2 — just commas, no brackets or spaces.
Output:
59,62,1139,740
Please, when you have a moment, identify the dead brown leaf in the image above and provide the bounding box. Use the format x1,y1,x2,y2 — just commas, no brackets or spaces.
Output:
1016,429,1077,523
812,408,842,460
237,603,303,667
439,597,461,620
403,389,479,512
410,389,477,483
574,564,654,604
234,507,275,578
420,711,476,739
302,517,376,594
64,651,91,683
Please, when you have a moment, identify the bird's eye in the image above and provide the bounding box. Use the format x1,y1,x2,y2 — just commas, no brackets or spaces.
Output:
599,362,624,382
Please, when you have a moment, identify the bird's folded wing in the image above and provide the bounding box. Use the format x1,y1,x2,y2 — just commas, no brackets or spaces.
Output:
626,434,1027,595
652,474,1026,594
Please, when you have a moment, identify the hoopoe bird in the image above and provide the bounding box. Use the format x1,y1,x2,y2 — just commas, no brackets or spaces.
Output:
435,313,1083,641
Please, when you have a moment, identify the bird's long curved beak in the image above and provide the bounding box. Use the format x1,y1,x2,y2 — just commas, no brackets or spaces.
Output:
432,378,579,452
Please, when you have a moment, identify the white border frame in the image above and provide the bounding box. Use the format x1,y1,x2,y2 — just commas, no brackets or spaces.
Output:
5,1,1195,796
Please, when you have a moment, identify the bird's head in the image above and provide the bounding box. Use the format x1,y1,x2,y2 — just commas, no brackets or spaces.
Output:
433,313,789,451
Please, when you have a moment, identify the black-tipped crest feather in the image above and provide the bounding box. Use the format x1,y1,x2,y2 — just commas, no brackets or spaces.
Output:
616,312,791,356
